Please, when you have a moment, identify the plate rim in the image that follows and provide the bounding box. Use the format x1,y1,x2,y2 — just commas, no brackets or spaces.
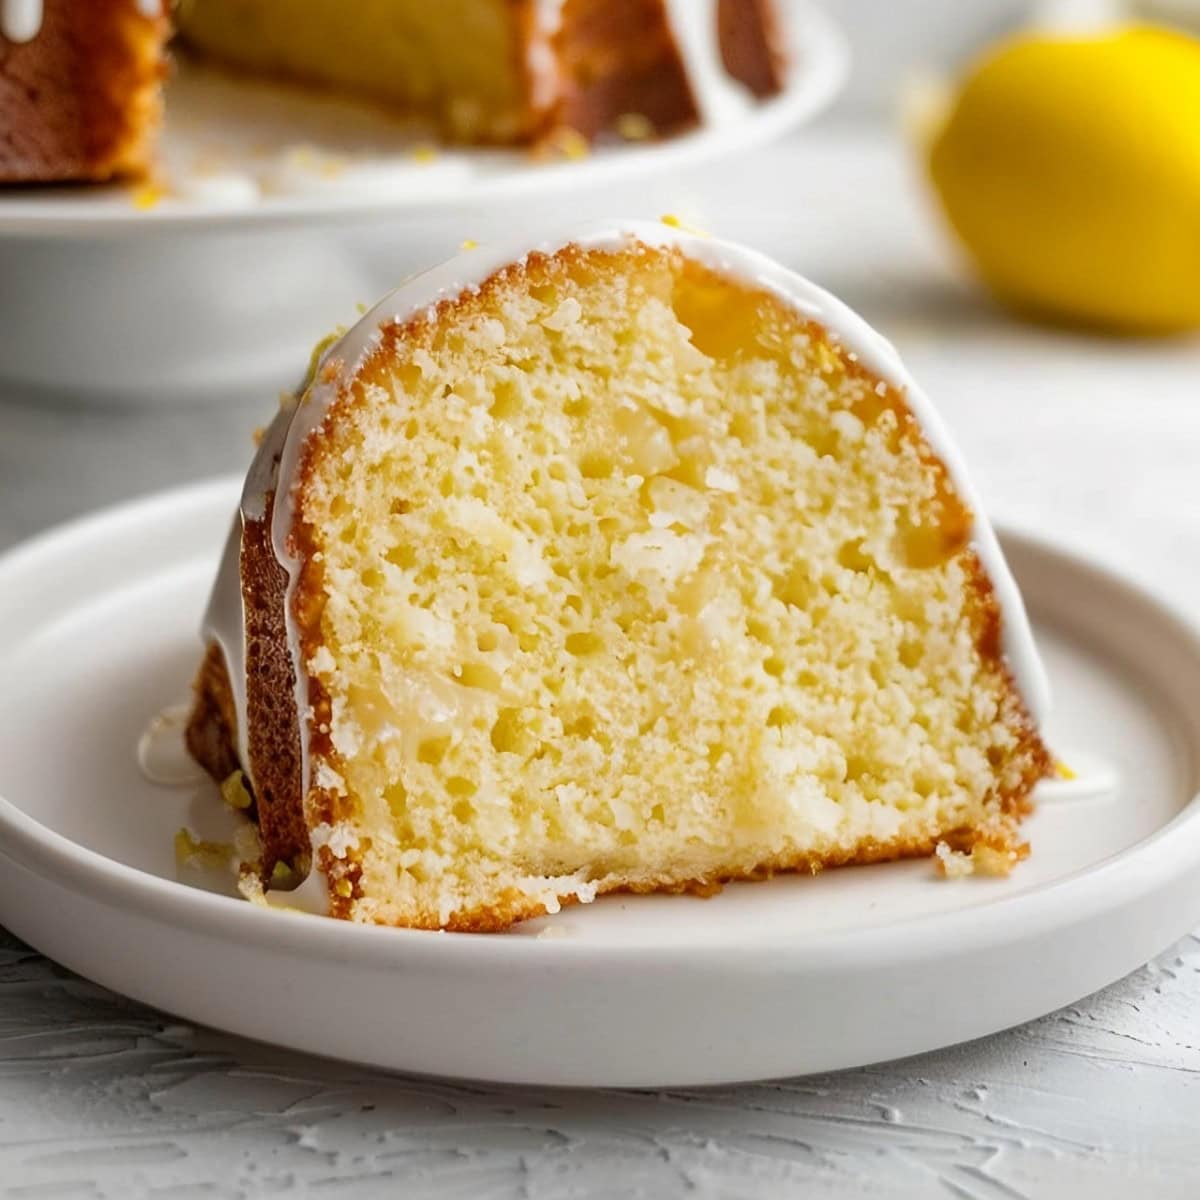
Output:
0,0,847,238
2,474,1200,972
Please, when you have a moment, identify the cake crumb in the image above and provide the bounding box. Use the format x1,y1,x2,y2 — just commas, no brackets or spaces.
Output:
971,842,1022,876
132,182,165,210
219,771,253,811
660,213,710,237
936,836,1026,879
237,872,268,905
1055,759,1077,780
616,112,655,141
935,840,974,879
550,128,589,160
410,144,438,164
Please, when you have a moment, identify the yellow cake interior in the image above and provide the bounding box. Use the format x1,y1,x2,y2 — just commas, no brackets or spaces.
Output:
173,0,532,141
294,243,1046,929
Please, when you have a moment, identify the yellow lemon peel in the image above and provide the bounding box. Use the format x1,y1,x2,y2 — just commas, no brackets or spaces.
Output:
929,26,1200,333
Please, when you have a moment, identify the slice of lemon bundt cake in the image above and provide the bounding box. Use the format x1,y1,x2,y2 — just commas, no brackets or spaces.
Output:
3,3,784,183
186,221,1052,930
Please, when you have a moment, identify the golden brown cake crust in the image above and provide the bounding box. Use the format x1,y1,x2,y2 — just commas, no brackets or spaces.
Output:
420,830,1021,932
184,642,241,786
551,0,700,139
0,0,167,183
187,241,1052,931
717,0,788,97
185,501,310,879
239,503,310,876
549,0,784,141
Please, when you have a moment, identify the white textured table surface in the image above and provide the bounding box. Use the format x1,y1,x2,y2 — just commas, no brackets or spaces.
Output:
2,128,1199,1197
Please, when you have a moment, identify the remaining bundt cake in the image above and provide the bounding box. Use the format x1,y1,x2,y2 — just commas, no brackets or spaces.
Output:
0,0,169,182
186,220,1053,931
0,1,785,183
174,0,786,143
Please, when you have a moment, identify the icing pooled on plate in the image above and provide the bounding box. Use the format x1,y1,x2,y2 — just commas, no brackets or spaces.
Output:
138,702,207,787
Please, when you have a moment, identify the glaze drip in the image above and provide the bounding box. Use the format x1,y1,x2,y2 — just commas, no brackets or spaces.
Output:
1,0,160,43
526,0,567,110
663,0,754,124
1,0,41,42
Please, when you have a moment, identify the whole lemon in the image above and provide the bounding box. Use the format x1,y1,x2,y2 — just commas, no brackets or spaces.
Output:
928,26,1200,333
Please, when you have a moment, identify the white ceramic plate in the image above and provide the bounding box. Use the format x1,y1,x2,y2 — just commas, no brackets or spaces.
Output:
1,478,1198,1088
0,1,845,235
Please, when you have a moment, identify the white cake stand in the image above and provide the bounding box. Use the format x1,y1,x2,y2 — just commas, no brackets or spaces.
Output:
0,1,846,402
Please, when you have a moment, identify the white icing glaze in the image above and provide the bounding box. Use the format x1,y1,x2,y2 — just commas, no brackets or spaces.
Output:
202,516,252,772
1,0,41,43
526,0,567,111
1,0,161,43
662,0,755,125
532,0,567,25
201,219,1052,890
261,865,330,914
138,702,207,787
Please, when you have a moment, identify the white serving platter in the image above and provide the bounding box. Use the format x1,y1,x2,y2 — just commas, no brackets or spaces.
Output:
0,2,846,400
0,478,1198,1088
